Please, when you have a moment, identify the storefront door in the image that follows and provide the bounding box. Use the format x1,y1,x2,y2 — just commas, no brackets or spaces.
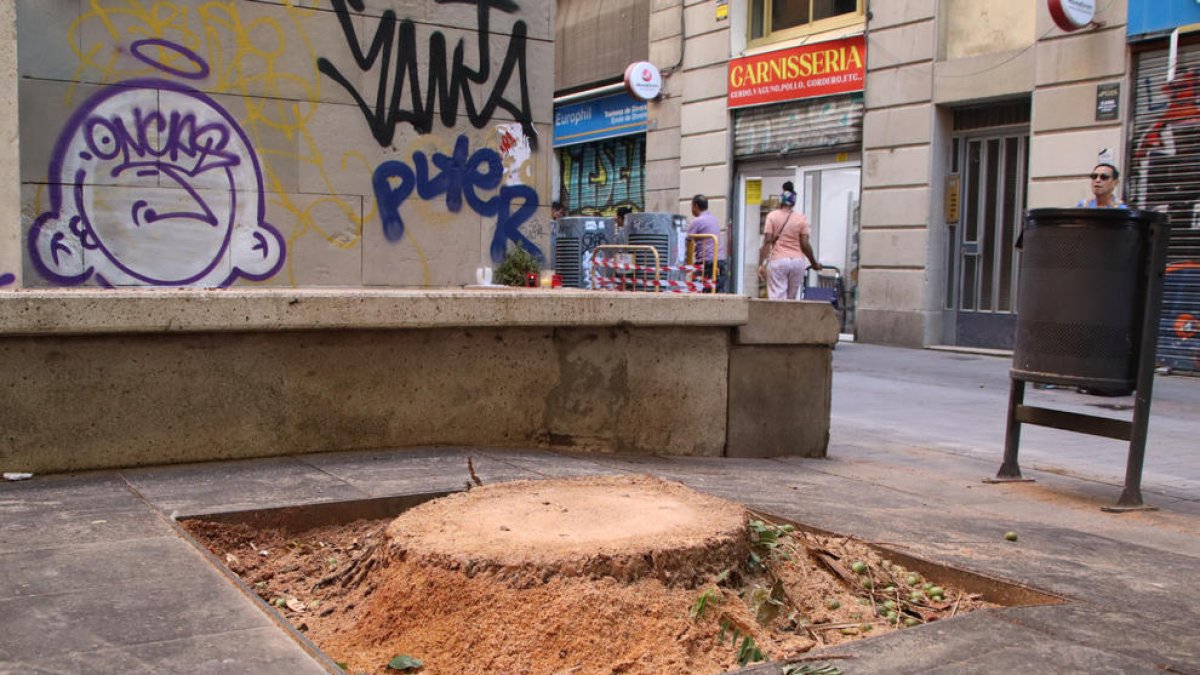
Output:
797,165,860,332
735,162,860,333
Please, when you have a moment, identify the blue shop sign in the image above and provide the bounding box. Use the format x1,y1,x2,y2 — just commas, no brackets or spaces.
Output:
1128,0,1200,38
553,93,648,148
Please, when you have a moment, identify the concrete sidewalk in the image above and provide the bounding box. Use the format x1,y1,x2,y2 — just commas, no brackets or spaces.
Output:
1,345,1198,674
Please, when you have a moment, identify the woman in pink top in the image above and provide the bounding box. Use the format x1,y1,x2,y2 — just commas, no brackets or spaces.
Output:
758,190,821,299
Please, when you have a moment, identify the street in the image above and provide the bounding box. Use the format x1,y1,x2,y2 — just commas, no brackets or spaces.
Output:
830,341,1200,501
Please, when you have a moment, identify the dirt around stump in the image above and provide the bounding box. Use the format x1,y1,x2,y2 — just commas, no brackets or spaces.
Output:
186,473,1000,674
385,475,748,588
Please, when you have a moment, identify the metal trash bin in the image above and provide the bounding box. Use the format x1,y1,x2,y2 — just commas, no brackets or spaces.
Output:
1011,207,1165,391
997,207,1170,509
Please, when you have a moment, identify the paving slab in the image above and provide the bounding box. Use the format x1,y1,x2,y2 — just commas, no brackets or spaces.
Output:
0,626,327,675
0,474,167,554
831,342,1200,497
746,610,1163,674
0,470,327,674
298,446,548,496
477,448,637,480
121,456,370,517
990,604,1200,674
0,537,205,601
0,543,269,662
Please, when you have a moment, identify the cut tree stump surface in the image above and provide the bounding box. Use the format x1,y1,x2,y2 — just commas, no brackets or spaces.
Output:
384,474,749,587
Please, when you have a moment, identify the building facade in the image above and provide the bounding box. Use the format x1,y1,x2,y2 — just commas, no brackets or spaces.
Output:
551,0,1197,372
553,0,650,216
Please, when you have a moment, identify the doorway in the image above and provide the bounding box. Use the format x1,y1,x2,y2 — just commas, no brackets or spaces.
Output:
946,132,1028,348
798,165,860,332
735,162,860,332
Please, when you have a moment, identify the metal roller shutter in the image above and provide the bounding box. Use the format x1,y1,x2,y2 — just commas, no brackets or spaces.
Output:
556,135,646,215
732,93,863,160
1128,47,1200,373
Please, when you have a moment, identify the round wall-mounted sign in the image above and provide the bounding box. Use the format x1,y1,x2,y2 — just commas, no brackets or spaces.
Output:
1048,0,1096,32
624,61,663,101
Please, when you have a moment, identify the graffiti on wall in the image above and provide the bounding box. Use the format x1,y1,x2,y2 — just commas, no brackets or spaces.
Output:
318,0,536,147
374,133,542,262
1130,67,1200,372
556,136,645,216
1131,67,1200,222
24,0,331,287
1133,69,1200,164
1162,263,1200,371
320,0,542,262
28,43,284,287
0,274,13,288
22,0,547,288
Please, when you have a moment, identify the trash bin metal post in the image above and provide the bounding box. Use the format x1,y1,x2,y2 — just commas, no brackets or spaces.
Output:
1106,216,1171,512
991,378,1034,482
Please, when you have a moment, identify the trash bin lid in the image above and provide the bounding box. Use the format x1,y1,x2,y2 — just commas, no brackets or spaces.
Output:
1024,207,1164,230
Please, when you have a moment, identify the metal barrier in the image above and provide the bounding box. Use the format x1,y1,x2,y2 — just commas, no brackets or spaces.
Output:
589,234,721,293
685,234,720,293
591,244,659,292
589,244,714,293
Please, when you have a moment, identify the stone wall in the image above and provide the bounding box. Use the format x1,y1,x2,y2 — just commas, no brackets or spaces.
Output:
0,3,19,290
10,0,554,290
0,292,836,473
858,0,937,348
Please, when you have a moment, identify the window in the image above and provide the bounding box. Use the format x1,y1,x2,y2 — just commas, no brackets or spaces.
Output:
749,0,861,43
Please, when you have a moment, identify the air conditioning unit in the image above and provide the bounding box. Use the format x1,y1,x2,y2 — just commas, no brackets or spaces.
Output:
552,216,616,289
625,213,685,291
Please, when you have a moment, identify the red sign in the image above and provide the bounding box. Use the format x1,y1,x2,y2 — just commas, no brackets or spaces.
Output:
1048,0,1095,32
728,35,865,109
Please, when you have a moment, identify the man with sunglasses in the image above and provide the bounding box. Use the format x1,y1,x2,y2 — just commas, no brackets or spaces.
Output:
1078,163,1126,208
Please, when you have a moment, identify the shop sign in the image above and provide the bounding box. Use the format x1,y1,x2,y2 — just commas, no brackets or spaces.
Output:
728,35,865,109
553,93,648,148
624,61,663,101
1048,0,1096,32
1127,0,1200,38
1095,82,1120,121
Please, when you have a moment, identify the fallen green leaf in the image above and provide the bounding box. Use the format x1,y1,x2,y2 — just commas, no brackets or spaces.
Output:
736,636,766,667
387,655,423,671
690,588,719,620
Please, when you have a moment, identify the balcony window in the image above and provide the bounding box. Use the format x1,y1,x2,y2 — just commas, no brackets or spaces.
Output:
749,0,862,44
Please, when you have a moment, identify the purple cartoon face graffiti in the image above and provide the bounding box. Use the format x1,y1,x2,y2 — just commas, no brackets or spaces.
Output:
29,74,284,287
